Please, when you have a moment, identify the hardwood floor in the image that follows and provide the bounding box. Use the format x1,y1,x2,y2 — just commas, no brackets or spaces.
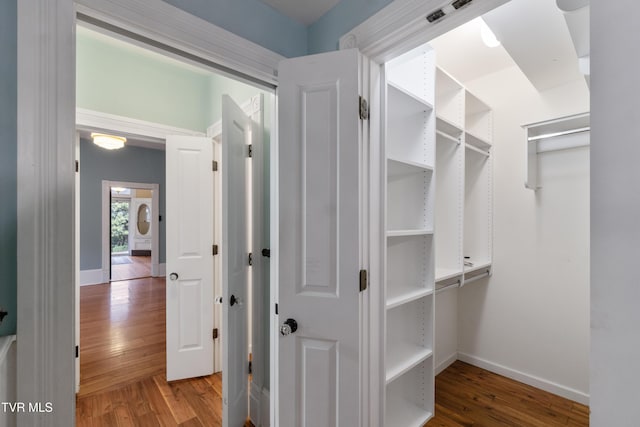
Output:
111,255,152,281
78,278,587,426
425,361,589,427
77,277,253,426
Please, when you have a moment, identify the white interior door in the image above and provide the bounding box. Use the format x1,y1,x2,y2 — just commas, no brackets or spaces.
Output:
276,49,362,427
222,95,251,427
165,135,215,381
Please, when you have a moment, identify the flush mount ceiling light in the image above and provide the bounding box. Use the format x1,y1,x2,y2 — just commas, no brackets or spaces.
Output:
91,132,127,150
480,18,501,48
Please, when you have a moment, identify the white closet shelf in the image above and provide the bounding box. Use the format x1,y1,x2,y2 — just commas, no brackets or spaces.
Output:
465,131,491,151
436,115,463,138
464,261,492,274
385,399,432,427
387,229,434,237
386,287,434,310
387,157,434,174
388,81,434,112
386,344,433,384
435,268,463,282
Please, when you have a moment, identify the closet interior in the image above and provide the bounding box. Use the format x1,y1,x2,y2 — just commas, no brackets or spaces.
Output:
379,1,590,423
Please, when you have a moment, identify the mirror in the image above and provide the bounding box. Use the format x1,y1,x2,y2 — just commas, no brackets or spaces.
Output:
137,203,151,235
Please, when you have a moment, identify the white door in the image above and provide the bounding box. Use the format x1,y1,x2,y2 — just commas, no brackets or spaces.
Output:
165,135,215,381
222,95,251,427
277,49,363,427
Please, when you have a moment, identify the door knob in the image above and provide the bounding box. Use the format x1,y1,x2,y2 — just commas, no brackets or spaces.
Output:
169,272,179,281
280,318,298,336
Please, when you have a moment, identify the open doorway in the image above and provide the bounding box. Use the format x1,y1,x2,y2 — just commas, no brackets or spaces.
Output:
74,21,271,427
109,185,155,281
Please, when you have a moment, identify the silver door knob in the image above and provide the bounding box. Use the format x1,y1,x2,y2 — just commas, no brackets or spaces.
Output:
169,272,178,281
280,318,298,336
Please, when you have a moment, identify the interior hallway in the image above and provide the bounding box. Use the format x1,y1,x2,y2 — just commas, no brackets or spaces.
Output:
76,277,240,426
110,255,152,282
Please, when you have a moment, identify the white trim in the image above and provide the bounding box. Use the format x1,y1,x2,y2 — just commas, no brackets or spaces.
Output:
77,108,205,148
158,263,166,277
17,0,76,425
250,383,262,426
80,269,105,286
435,352,458,376
457,352,590,406
339,0,510,63
75,0,283,86
101,180,160,279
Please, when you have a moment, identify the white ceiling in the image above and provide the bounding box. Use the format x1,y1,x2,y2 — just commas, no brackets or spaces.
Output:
429,18,515,84
430,0,587,92
259,0,341,25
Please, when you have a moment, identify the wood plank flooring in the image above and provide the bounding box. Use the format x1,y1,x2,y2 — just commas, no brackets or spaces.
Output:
78,278,588,426
77,277,253,426
425,361,589,427
111,255,152,282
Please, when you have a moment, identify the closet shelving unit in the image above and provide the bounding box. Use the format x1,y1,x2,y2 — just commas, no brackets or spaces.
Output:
433,67,493,292
434,68,465,293
383,46,436,427
463,90,493,285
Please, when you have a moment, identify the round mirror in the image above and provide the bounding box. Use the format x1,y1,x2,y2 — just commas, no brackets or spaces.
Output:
137,203,151,235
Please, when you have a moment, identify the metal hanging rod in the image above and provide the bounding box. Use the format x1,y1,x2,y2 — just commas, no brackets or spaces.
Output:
436,130,461,144
527,126,590,141
465,143,490,157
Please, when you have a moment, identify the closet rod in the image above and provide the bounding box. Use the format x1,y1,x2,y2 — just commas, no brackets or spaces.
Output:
465,143,490,157
435,281,460,294
527,126,590,141
436,130,460,144
462,270,490,286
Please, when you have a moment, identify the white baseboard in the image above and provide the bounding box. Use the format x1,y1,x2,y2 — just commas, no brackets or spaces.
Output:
80,269,105,286
250,383,261,426
457,352,590,405
435,352,458,376
157,263,166,277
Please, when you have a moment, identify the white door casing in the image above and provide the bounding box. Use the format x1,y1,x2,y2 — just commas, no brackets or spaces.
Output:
165,135,215,381
276,48,363,427
222,95,252,427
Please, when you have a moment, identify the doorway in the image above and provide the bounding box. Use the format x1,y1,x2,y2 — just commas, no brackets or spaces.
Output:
108,185,156,281
78,20,269,425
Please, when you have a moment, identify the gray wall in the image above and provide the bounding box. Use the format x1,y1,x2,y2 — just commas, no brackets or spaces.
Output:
0,0,16,337
591,1,640,424
80,139,166,270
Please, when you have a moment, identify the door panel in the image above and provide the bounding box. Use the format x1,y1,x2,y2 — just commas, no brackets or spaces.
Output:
277,49,362,427
222,95,251,427
166,135,214,381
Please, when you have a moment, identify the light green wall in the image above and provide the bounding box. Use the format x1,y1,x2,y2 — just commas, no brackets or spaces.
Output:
77,27,213,132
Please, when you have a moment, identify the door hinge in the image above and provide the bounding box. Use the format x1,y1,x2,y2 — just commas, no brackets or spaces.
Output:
248,252,253,266
75,345,79,358
359,96,369,120
212,160,218,171
75,160,79,173
359,269,368,292
248,360,252,374
213,245,219,256
248,144,253,158
213,328,219,339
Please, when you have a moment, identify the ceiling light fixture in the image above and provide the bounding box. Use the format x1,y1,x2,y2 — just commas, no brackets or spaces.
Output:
91,133,126,150
480,19,501,48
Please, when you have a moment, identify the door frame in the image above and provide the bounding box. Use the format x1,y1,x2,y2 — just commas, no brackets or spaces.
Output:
17,0,506,426
101,180,160,281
